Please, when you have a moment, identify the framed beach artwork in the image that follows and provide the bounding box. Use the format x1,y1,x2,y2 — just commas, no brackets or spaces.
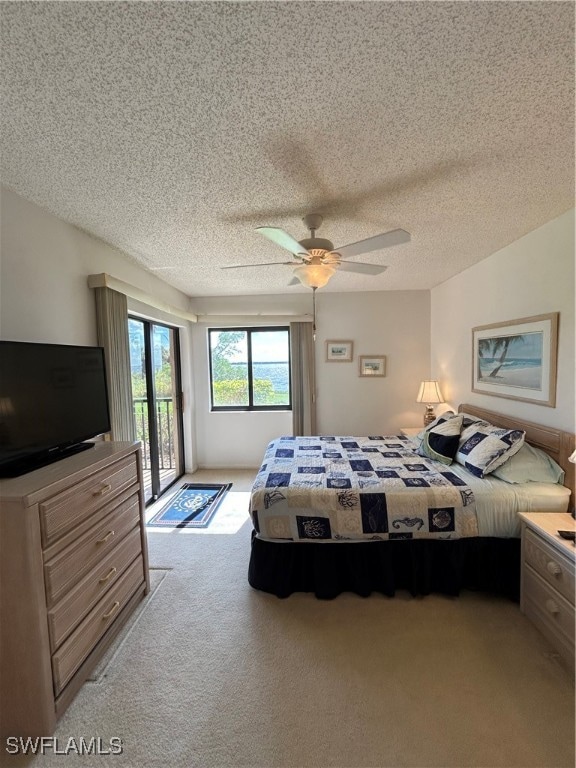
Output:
326,340,353,362
359,355,386,377
472,313,559,407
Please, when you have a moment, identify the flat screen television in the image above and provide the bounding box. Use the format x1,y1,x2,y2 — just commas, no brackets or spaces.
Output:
0,340,111,477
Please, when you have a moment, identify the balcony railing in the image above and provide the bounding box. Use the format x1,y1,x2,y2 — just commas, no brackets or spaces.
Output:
133,397,175,471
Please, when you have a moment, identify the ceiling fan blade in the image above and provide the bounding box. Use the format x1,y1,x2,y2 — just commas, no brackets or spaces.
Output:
221,261,297,270
288,277,301,286
333,229,410,259
256,226,309,257
336,261,388,275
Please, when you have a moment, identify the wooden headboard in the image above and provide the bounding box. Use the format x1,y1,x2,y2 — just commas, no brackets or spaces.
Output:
458,404,575,509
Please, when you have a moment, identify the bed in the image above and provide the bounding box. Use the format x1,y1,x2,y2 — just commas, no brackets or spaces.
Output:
247,404,575,600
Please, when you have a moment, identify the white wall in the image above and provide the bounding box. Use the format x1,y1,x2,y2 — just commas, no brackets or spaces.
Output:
0,187,192,344
314,291,430,433
191,293,312,320
0,187,198,468
191,290,430,467
431,209,575,431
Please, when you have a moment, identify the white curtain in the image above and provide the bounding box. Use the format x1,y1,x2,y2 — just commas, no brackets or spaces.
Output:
290,322,317,436
93,286,135,441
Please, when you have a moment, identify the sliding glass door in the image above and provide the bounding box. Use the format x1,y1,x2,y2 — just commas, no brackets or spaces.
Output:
128,318,184,503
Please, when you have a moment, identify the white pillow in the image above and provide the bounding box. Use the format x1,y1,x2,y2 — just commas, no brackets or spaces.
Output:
491,443,565,484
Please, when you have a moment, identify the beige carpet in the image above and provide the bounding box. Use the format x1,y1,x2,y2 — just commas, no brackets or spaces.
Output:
86,569,170,683
12,470,575,768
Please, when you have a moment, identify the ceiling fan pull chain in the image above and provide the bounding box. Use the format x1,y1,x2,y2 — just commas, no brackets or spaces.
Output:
312,287,317,341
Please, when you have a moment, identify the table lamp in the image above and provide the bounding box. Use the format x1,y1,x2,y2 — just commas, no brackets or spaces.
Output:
416,380,444,426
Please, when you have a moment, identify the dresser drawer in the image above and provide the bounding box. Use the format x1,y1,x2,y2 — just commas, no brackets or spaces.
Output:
44,494,141,606
47,527,143,650
52,555,145,695
523,566,575,648
524,528,575,606
43,485,140,563
39,454,138,547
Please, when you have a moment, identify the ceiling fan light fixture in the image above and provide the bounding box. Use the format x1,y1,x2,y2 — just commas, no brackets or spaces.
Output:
307,247,340,264
293,264,335,288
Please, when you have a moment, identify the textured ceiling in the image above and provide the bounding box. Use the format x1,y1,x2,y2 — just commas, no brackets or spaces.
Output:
1,1,574,297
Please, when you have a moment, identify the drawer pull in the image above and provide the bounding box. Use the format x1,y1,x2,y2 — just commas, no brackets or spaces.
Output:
102,601,120,621
96,530,115,545
545,599,560,615
98,566,117,584
546,560,562,577
92,483,112,497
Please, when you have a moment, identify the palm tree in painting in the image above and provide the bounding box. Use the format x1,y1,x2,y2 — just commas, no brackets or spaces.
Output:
478,335,525,378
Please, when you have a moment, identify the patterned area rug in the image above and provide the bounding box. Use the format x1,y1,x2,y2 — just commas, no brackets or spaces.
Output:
147,483,232,529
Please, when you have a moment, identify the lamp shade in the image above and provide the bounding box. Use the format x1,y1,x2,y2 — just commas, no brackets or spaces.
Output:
293,264,335,289
416,380,444,405
569,449,576,464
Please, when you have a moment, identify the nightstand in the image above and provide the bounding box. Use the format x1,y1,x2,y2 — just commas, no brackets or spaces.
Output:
519,512,575,674
400,427,421,438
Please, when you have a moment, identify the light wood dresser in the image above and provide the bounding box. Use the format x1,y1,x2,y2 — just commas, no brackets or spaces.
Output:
0,441,149,738
519,512,575,675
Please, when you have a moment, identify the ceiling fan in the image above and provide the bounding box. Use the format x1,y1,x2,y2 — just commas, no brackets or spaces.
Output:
222,214,411,288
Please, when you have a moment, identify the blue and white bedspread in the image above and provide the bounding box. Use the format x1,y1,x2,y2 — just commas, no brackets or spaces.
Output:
250,436,478,542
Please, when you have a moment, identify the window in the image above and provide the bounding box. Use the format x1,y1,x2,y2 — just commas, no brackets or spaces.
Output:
129,317,184,502
209,327,291,411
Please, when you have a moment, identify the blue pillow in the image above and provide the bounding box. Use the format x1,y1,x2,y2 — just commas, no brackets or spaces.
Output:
417,415,463,465
415,411,456,446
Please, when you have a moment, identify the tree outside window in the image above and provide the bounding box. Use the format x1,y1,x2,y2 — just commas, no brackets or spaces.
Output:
209,328,291,411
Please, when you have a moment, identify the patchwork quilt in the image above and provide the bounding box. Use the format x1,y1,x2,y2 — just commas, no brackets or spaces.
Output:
250,436,478,541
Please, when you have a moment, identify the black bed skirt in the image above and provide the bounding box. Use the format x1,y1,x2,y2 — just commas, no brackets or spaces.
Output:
248,532,521,601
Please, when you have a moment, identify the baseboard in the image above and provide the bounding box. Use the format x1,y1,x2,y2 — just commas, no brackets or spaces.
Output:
196,464,259,471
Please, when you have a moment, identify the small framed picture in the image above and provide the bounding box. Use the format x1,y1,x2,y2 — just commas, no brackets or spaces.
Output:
359,355,386,377
326,340,353,362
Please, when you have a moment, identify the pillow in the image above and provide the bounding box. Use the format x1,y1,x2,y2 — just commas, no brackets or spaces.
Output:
455,421,525,478
457,412,484,429
414,411,456,446
491,443,565,484
417,414,463,465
